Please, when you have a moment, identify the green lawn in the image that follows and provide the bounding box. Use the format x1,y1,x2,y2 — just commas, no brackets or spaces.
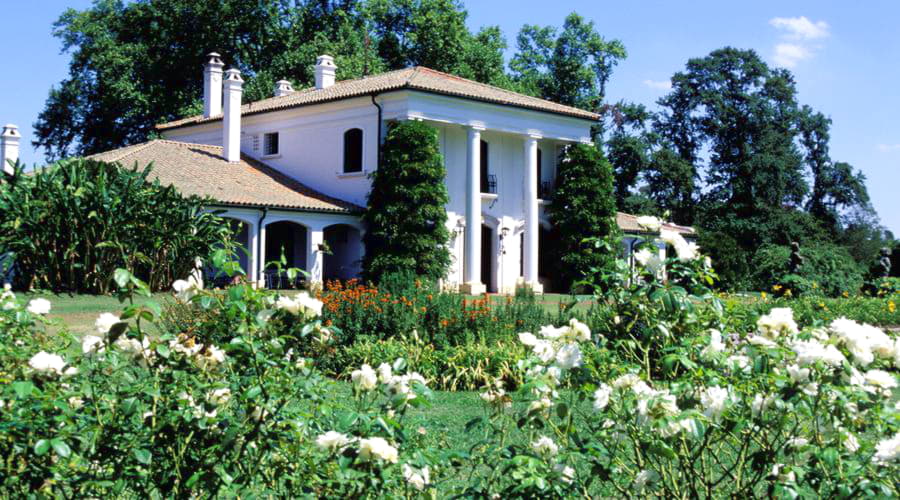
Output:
17,291,171,336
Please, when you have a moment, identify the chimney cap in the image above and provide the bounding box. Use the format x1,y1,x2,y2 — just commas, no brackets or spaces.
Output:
316,55,336,68
205,52,224,67
274,79,295,97
224,68,244,83
1,124,20,138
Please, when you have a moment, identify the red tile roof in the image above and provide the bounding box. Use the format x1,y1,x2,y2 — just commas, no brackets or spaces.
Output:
157,66,599,131
88,140,360,213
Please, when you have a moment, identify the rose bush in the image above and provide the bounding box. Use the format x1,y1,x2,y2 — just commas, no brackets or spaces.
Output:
0,225,896,497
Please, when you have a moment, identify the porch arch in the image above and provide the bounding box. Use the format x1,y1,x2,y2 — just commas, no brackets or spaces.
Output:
323,223,363,282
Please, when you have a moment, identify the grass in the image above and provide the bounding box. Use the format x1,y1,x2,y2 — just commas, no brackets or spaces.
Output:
17,291,170,336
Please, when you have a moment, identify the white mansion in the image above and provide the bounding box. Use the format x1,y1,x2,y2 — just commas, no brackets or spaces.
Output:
1,53,692,294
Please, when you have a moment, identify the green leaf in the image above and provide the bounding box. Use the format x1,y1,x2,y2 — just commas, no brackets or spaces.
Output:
155,343,171,358
12,381,35,398
50,439,71,458
114,268,132,289
34,439,51,456
134,448,151,465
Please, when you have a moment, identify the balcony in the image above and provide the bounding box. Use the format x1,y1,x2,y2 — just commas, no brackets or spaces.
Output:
481,174,498,194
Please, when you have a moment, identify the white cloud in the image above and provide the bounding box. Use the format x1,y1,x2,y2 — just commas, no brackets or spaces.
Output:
772,43,811,68
770,16,830,40
768,16,830,68
643,79,672,91
876,144,900,153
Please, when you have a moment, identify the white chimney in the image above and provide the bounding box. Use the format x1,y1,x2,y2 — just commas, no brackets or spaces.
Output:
274,79,295,97
203,52,224,118
1,124,21,175
315,55,336,90
222,68,243,163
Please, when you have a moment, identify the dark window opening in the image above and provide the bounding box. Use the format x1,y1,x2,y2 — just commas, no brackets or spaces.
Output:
480,140,492,193
343,128,363,173
263,132,279,156
536,148,542,195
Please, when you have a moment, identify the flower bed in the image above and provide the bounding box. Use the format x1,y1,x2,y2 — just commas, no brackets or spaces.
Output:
0,230,897,496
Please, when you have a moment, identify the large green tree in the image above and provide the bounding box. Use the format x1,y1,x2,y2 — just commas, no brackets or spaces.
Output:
509,13,626,114
545,143,618,292
33,0,506,159
361,120,450,282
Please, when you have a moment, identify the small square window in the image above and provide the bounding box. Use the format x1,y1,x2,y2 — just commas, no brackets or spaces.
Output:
263,132,279,156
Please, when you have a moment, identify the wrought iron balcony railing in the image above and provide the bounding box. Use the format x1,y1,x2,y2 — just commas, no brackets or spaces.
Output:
481,174,498,194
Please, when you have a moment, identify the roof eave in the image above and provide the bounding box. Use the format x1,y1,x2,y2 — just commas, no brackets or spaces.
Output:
156,85,599,132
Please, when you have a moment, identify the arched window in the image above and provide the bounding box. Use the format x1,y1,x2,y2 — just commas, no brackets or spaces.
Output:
343,128,363,173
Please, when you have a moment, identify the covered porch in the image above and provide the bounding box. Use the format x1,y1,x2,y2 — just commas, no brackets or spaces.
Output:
215,207,364,289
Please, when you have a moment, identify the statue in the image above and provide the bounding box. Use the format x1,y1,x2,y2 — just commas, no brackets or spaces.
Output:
788,241,804,274
877,247,892,278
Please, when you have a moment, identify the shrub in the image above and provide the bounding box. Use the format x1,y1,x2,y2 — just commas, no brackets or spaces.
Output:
751,242,865,297
362,120,451,283
726,295,899,328
545,143,619,292
0,158,233,293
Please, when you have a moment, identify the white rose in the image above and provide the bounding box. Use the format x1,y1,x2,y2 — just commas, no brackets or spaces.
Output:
316,431,352,451
554,343,583,370
636,215,662,232
207,387,231,406
172,275,203,302
864,369,898,391
873,433,900,465
26,298,51,315
81,335,105,355
402,464,430,490
376,362,393,383
700,386,729,420
358,437,398,463
531,435,558,457
351,364,378,391
28,351,66,375
94,312,121,335
593,384,612,411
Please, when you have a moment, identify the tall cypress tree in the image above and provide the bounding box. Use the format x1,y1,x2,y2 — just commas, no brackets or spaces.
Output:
362,120,450,283
545,143,619,292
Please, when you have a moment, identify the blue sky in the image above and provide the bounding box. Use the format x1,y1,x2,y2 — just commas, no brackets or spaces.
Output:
1,1,898,234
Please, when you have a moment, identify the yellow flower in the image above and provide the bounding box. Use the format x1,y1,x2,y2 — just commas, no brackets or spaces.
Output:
842,291,849,298
760,291,767,300
889,301,896,314
772,284,782,291
784,289,792,297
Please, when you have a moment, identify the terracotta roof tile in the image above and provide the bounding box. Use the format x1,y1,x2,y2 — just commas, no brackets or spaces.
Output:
88,140,360,213
617,212,696,236
157,66,599,130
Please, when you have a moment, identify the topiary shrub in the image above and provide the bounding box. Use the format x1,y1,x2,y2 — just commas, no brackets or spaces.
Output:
362,120,450,283
545,143,619,292
0,158,233,293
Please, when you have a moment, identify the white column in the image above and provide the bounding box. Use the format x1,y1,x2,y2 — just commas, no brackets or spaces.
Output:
257,225,268,287
306,227,325,287
247,221,258,284
462,126,485,295
523,134,543,293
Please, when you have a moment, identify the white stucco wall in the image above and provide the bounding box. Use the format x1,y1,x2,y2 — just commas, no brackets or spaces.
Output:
164,90,594,292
